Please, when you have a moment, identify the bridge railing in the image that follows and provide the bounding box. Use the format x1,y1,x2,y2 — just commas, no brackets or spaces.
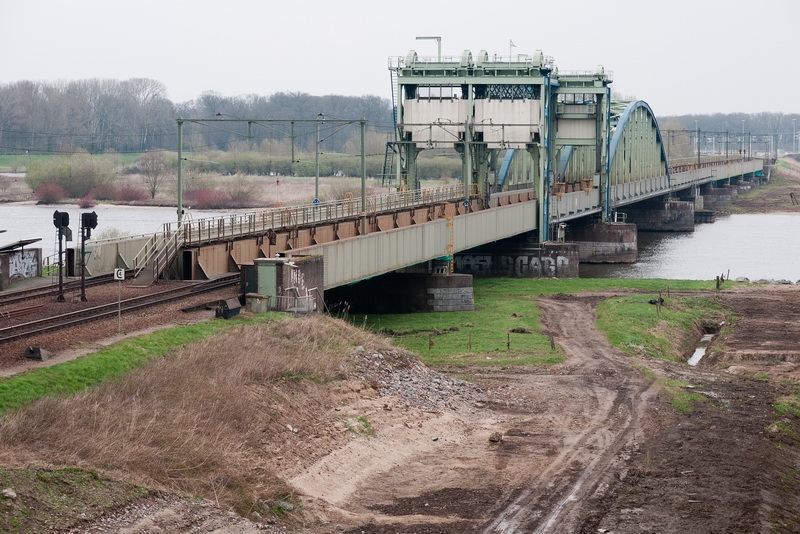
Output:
176,183,469,246
130,223,184,281
666,156,746,174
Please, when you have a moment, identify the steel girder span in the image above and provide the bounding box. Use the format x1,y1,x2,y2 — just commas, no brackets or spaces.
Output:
607,101,668,186
555,100,668,186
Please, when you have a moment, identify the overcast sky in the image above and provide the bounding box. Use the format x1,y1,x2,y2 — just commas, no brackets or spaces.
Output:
2,0,797,118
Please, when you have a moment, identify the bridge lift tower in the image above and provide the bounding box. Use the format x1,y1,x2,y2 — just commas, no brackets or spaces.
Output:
389,47,613,242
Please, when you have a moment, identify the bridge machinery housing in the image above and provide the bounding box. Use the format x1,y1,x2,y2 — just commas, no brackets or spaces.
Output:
390,47,668,243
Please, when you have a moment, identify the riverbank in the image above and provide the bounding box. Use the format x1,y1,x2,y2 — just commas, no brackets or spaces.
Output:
2,158,800,531
2,281,799,532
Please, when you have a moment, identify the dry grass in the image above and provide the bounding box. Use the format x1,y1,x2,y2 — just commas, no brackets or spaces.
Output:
0,314,392,517
1,171,396,207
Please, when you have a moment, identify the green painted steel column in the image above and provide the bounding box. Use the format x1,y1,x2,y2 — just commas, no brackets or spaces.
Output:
315,114,322,202
603,86,611,221
361,119,367,234
177,118,183,226
464,119,472,202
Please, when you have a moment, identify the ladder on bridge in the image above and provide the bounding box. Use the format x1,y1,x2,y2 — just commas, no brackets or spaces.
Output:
130,227,184,286
381,68,400,187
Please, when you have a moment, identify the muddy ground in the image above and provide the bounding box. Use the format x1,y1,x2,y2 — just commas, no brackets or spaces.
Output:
11,285,793,534
315,287,800,533
1,159,800,532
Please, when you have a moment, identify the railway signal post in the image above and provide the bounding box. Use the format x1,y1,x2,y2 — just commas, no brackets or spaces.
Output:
79,212,98,302
52,210,70,302
114,267,124,333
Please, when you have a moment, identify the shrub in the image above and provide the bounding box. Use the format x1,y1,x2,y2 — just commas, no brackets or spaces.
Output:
323,179,360,202
95,227,132,240
78,196,96,209
34,183,68,204
90,183,118,201
225,176,259,207
184,189,231,209
26,152,115,198
116,187,148,202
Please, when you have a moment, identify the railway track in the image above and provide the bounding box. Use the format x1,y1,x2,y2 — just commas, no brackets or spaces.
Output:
0,272,124,307
0,275,239,345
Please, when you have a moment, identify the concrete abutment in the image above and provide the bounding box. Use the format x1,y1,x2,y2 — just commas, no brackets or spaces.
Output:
454,241,579,278
568,220,638,263
323,272,474,314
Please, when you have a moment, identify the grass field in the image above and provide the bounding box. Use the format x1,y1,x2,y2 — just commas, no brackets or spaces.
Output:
352,277,728,368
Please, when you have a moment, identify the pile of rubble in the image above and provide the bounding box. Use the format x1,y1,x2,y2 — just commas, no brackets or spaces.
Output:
350,347,487,412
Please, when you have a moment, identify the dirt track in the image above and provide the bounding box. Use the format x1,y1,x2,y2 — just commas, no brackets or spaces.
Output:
308,288,798,533
40,285,800,533
479,297,658,533
3,289,799,533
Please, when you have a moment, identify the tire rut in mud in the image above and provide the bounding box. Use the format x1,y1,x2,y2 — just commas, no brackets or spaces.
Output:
483,297,654,533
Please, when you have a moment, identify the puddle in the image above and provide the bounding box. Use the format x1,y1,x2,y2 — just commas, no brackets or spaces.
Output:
688,333,715,366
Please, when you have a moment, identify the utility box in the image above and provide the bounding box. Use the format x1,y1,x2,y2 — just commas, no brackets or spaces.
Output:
245,255,324,314
215,298,242,319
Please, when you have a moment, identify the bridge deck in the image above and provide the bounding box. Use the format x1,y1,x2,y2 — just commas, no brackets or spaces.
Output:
78,158,764,288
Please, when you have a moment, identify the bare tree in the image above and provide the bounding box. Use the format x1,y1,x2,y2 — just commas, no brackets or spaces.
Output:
138,151,170,199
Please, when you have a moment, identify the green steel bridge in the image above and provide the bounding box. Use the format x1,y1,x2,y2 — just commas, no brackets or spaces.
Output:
384,47,762,242
76,47,764,290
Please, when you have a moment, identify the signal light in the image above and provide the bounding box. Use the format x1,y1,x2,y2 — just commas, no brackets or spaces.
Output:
52,210,69,229
82,211,98,229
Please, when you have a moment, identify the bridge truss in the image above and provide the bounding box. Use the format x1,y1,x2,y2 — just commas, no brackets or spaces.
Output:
389,46,672,241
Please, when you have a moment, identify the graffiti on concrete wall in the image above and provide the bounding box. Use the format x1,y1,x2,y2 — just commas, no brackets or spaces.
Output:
456,253,573,278
7,250,40,281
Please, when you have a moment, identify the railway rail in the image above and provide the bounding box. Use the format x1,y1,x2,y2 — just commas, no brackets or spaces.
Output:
0,275,239,345
0,271,125,307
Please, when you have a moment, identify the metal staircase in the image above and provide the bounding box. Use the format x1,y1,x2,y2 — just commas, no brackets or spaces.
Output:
130,226,184,286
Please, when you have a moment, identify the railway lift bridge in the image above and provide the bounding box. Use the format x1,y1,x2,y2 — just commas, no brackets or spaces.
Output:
76,46,762,294
384,46,756,243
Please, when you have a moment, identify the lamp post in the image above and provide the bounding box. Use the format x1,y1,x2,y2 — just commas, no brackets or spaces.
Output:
794,119,797,153
741,120,745,157
315,113,324,203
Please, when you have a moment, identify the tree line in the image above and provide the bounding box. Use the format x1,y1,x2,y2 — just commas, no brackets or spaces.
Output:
3,76,797,167
0,78,395,156
659,112,800,156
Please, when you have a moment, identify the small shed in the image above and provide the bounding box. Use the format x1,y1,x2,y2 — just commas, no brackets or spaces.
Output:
245,255,324,314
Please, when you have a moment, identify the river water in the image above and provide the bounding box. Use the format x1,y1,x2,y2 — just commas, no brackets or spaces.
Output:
2,203,798,281
0,202,235,260
580,213,800,282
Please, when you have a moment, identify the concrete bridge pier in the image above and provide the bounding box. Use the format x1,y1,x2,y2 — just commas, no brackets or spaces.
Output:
624,199,695,232
700,184,737,210
567,220,637,263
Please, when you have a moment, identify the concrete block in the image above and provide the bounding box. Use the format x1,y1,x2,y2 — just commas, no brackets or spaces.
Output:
23,347,54,361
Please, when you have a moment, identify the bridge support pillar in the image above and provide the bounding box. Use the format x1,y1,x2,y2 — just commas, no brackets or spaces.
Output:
568,220,637,263
624,200,695,232
454,240,579,278
701,184,737,210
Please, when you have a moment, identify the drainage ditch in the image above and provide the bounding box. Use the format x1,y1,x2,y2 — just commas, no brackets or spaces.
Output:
688,324,722,366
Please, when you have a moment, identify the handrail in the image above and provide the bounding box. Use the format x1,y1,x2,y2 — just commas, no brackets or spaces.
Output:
176,184,467,247
129,184,468,280
132,224,184,280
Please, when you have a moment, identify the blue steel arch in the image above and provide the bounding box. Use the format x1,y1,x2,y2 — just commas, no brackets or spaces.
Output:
557,146,574,178
607,100,669,186
496,148,516,188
